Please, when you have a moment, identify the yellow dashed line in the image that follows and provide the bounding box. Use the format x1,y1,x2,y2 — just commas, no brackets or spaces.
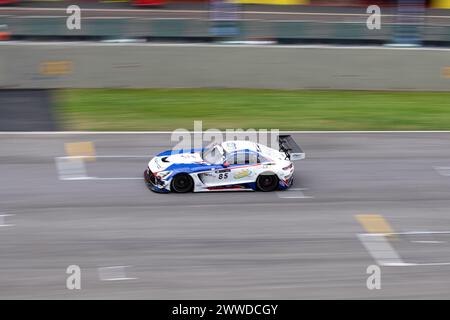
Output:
442,67,450,79
356,214,395,236
40,60,73,76
65,141,96,161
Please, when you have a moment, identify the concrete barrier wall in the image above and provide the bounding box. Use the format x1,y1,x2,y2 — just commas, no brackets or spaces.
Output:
0,43,449,90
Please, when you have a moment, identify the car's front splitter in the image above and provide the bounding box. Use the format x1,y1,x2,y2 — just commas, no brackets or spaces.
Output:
144,170,170,193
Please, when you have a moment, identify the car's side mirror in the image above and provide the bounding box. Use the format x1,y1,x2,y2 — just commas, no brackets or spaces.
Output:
223,161,230,167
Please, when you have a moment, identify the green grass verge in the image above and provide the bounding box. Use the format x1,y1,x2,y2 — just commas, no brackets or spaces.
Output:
55,89,450,131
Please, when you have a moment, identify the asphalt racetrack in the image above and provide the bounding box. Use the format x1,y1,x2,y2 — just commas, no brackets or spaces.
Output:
1,132,450,299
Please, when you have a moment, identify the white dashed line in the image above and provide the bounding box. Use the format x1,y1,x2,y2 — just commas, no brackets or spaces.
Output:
434,166,450,177
358,233,405,266
55,157,88,180
358,231,450,267
0,214,15,227
277,188,313,199
58,155,151,159
55,155,151,181
97,266,137,281
411,240,446,244
86,177,142,180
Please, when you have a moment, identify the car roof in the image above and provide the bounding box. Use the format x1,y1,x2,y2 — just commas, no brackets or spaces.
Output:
220,141,259,153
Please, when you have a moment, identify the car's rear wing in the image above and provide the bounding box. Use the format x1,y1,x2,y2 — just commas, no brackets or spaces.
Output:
278,135,305,161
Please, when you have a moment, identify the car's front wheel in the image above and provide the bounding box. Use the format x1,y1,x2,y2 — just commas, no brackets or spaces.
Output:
256,174,279,192
171,173,194,193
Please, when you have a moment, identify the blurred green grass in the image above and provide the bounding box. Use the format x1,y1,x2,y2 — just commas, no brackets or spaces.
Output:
55,89,450,131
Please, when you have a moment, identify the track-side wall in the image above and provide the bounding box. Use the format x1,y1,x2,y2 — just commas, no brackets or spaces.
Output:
1,44,449,90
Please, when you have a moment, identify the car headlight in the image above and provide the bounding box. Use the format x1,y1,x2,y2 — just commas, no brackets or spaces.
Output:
156,171,171,179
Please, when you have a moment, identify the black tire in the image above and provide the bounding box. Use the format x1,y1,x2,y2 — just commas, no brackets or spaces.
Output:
256,174,279,192
171,173,194,193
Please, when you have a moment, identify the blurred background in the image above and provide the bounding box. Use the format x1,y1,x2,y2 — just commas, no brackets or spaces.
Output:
0,0,449,45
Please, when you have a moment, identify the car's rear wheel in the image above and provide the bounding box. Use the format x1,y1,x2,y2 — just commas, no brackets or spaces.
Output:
171,173,194,193
256,174,278,192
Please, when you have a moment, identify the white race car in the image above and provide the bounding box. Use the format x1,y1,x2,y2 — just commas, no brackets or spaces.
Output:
144,135,305,193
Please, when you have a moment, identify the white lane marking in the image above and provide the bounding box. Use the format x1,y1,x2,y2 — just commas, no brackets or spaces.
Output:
4,130,450,135
381,262,450,267
85,177,142,180
59,177,95,181
98,266,136,281
411,240,446,244
83,16,142,20
59,155,151,159
434,166,450,177
358,233,405,266
13,15,67,18
358,231,450,267
279,196,314,199
405,262,450,266
272,19,366,23
56,155,151,181
92,17,200,20
0,7,448,19
55,157,88,180
277,188,313,199
383,231,450,236
60,177,142,180
0,214,15,227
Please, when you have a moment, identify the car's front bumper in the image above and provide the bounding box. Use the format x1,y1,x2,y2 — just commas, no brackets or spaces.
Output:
144,169,170,193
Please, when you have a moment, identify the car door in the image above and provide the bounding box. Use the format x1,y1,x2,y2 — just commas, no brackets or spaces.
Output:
197,145,229,186
200,151,262,187
226,150,261,185
199,151,241,187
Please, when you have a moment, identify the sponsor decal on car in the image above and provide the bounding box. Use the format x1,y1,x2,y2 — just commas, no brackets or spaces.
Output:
233,169,253,179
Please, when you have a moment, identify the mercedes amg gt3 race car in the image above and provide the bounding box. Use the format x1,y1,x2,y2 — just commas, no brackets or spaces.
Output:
144,135,305,193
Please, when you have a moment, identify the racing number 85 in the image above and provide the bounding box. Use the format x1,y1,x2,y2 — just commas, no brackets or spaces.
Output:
218,173,229,180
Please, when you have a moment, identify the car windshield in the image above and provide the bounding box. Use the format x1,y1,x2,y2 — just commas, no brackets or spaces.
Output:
202,144,224,164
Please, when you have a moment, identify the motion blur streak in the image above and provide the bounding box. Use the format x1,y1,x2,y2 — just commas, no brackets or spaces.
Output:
1,132,450,299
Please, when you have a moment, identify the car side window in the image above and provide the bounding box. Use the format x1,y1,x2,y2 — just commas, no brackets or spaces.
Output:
226,151,260,165
225,152,240,165
257,153,268,164
226,152,245,165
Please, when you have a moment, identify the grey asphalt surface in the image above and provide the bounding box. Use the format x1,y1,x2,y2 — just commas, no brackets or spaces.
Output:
1,132,450,299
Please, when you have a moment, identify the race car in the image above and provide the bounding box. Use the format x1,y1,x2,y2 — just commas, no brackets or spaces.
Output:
144,135,305,193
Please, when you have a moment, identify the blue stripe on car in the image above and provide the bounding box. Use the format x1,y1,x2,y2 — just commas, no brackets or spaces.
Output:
157,148,205,157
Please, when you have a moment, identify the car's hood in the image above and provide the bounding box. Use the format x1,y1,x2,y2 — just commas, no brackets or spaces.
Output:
148,151,206,172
